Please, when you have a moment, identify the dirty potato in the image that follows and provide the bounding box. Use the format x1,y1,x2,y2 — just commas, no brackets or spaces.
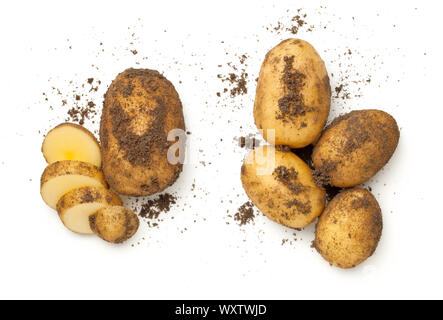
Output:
89,206,139,244
312,109,400,187
254,39,331,148
314,188,383,269
100,68,186,196
241,146,326,228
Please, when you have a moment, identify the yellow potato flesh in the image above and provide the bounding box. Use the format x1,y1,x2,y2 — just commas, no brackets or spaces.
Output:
42,125,101,167
61,203,107,235
41,175,105,209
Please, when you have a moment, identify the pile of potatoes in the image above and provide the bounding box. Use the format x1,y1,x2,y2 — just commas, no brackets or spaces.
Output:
241,39,399,268
39,68,185,244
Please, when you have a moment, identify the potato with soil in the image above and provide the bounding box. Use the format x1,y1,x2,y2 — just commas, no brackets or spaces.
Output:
100,68,185,196
254,39,331,148
314,188,383,269
89,206,139,244
312,109,399,188
241,146,326,228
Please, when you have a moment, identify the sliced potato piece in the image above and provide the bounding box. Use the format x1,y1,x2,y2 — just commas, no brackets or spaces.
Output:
42,123,102,167
89,206,139,243
57,186,122,235
40,160,108,209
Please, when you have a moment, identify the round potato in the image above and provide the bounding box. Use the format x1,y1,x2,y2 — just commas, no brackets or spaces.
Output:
241,145,326,228
312,109,399,188
314,188,383,269
254,39,331,148
89,206,139,244
100,68,185,196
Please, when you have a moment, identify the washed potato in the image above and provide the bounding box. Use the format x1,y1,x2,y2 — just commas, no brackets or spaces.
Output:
241,146,326,228
89,206,139,244
56,186,122,235
314,188,383,268
312,109,399,187
42,123,102,167
254,39,331,148
100,68,185,196
40,160,108,209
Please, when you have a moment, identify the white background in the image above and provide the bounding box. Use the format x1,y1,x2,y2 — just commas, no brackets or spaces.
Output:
0,0,442,299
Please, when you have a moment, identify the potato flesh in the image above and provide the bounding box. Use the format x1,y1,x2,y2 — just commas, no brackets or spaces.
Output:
42,125,101,167
41,175,105,209
61,203,107,234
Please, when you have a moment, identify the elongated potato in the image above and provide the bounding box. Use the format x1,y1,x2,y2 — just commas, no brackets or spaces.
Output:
100,68,185,196
312,109,400,187
40,160,108,209
56,186,122,235
241,146,326,228
254,39,331,148
89,206,139,243
314,188,383,268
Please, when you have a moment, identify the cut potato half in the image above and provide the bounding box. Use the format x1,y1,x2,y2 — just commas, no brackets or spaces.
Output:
57,186,122,235
42,123,102,167
89,206,139,243
40,160,107,209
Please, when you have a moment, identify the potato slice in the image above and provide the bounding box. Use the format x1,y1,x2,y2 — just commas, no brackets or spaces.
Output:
42,123,102,167
89,206,139,243
57,186,122,235
40,160,108,209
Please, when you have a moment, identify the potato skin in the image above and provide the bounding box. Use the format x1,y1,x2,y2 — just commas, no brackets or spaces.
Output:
254,39,331,148
241,146,326,228
89,206,139,244
40,160,107,188
312,109,399,187
56,186,122,234
56,186,122,214
100,68,185,196
314,188,383,269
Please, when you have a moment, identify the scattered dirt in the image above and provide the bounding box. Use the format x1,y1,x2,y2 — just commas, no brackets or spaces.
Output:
139,193,177,220
234,201,255,226
267,9,314,35
217,54,249,99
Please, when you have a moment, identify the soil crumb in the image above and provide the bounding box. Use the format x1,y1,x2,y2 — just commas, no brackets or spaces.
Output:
139,193,177,219
234,201,255,226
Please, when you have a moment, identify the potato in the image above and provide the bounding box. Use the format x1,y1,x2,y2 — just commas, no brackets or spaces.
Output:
254,39,331,148
89,206,139,243
56,186,122,235
40,160,108,209
312,109,399,187
100,68,185,196
314,188,383,268
42,123,102,167
241,145,326,228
